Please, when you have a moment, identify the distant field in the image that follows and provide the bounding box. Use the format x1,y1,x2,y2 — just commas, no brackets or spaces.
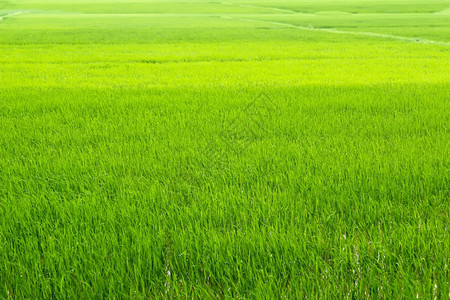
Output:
0,0,449,298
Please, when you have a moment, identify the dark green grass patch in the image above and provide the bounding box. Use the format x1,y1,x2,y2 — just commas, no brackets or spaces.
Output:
1,84,449,298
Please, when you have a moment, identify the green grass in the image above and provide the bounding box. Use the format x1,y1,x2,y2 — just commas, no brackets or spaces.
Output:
0,0,449,298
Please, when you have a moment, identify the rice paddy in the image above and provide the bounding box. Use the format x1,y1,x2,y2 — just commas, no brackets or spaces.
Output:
0,0,449,298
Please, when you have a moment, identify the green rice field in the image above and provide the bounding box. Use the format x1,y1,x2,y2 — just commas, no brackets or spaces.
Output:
0,0,449,298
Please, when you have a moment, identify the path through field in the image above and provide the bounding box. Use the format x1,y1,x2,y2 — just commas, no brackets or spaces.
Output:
232,17,450,46
0,11,24,21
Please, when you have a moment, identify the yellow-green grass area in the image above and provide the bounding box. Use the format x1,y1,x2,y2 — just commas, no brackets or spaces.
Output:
0,0,449,298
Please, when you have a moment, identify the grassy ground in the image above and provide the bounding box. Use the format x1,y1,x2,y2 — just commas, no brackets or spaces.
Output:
0,0,449,298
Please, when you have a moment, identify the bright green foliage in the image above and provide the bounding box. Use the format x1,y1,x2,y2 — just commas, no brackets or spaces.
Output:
0,0,449,298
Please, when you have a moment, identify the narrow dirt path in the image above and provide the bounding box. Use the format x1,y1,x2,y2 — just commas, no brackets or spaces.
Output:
0,11,24,22
220,2,298,14
232,17,450,46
